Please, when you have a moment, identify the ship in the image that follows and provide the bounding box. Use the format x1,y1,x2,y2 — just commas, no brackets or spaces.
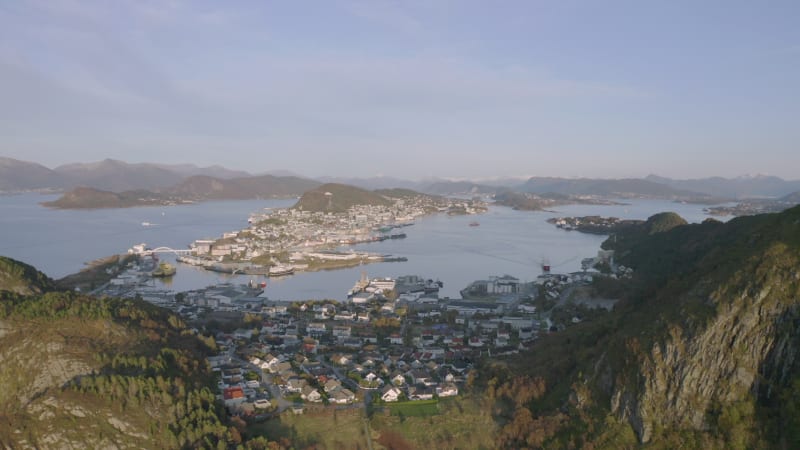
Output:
469,221,480,227
152,262,176,277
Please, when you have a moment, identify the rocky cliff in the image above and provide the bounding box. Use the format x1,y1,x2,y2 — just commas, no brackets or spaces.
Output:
495,207,800,448
595,207,800,444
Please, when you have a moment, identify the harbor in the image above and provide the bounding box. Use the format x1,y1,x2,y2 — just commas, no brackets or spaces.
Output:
0,194,722,302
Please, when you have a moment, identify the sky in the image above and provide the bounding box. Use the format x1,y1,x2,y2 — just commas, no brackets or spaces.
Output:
0,0,799,180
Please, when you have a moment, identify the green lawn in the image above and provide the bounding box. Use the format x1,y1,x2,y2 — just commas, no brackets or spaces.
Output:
387,399,439,417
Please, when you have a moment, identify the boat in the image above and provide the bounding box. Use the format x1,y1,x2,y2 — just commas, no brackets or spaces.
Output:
269,265,295,277
152,262,176,277
469,221,480,227
142,222,153,227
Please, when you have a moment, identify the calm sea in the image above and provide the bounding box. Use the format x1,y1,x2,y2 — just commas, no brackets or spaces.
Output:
0,194,721,301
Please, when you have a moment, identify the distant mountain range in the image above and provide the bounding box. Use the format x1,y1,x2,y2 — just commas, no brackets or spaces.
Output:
515,177,713,201
0,157,251,192
644,174,800,199
4,156,800,203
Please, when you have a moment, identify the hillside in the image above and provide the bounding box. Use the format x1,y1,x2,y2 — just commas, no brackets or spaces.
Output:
167,174,319,200
423,180,503,195
54,159,179,192
0,257,275,448
479,206,800,448
0,256,55,295
374,187,442,200
293,183,392,212
780,190,800,203
153,163,250,179
318,175,424,191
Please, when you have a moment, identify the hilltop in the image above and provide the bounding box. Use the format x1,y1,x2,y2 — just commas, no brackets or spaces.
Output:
477,206,800,448
293,183,392,213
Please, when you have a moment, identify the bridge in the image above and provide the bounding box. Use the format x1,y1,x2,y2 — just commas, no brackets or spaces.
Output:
128,243,193,256
149,246,193,255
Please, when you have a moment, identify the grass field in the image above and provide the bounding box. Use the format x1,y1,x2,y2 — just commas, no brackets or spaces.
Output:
386,399,439,417
249,395,498,449
249,408,371,449
371,395,498,450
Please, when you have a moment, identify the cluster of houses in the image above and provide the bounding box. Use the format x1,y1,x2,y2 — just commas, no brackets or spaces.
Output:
181,267,612,418
187,194,486,267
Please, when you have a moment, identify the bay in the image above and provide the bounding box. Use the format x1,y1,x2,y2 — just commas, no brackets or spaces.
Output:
0,194,722,301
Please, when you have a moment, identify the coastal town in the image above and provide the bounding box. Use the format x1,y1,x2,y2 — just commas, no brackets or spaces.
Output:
131,191,487,276
80,190,624,424
91,244,618,420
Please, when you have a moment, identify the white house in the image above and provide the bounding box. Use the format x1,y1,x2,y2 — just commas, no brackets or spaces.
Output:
381,386,402,402
436,383,459,397
301,385,322,402
329,388,356,404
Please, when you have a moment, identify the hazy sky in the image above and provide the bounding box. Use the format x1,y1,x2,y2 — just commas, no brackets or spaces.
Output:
1,1,799,179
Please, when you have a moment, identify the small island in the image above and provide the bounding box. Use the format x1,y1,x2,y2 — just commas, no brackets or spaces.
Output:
547,215,644,234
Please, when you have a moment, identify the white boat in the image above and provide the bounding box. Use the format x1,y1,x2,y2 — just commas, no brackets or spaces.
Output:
268,265,295,276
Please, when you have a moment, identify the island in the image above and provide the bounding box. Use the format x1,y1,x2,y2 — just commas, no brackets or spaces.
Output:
493,191,624,211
